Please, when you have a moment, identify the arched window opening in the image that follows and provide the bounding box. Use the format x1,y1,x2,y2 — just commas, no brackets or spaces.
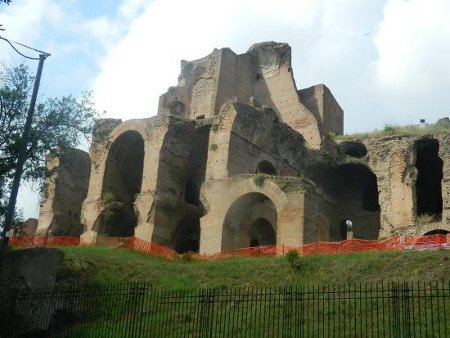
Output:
339,141,367,158
250,218,276,247
256,161,277,175
415,139,443,219
100,131,144,238
423,229,449,236
222,193,277,250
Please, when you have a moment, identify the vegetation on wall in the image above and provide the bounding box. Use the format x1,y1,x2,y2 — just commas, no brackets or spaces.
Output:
336,120,450,141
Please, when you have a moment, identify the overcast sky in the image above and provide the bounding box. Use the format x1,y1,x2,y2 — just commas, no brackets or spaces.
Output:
1,0,450,219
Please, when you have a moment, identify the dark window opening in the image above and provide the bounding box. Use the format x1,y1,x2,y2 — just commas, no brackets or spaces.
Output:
424,229,449,236
339,141,367,158
415,139,443,219
185,176,200,206
256,161,277,175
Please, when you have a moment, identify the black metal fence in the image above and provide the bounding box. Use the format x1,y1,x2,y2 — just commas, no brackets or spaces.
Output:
4,281,449,337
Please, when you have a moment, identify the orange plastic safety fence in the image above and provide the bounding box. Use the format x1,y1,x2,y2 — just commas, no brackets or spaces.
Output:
9,236,80,247
124,237,176,260
8,234,449,261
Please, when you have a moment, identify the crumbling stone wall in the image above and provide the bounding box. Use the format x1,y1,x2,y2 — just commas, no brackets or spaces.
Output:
37,148,90,236
38,42,450,255
158,42,344,149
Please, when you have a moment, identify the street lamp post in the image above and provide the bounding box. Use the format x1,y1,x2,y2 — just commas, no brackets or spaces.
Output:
0,37,50,273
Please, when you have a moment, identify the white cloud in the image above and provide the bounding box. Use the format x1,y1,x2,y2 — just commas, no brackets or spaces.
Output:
371,0,450,125
91,0,359,118
374,0,450,93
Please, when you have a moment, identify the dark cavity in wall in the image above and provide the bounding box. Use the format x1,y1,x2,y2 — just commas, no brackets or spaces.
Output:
423,229,449,236
415,139,443,219
99,131,145,237
255,160,277,175
174,217,200,253
310,163,380,241
250,218,276,247
184,126,210,207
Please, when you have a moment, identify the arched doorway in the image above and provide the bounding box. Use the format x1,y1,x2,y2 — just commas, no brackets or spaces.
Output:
222,192,277,250
250,218,276,247
99,131,144,238
256,161,277,175
415,139,443,220
310,163,380,241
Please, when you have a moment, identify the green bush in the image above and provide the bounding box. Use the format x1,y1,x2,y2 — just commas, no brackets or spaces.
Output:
286,250,302,271
211,124,220,132
209,144,218,151
327,131,337,140
101,192,115,205
253,173,266,188
173,120,184,128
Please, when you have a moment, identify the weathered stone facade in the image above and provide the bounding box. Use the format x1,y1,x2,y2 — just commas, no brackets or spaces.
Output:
37,42,450,254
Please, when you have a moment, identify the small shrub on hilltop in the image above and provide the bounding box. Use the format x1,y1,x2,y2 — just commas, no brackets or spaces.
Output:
286,250,302,272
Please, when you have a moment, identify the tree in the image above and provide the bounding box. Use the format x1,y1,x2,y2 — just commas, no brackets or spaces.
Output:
1,1,12,5
0,64,98,226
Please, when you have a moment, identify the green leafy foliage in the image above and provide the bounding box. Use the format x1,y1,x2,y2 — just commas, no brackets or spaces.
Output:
286,249,302,271
0,64,99,224
253,173,266,188
101,192,115,205
173,120,184,128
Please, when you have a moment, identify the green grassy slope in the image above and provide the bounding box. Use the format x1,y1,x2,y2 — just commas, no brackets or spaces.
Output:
58,247,450,289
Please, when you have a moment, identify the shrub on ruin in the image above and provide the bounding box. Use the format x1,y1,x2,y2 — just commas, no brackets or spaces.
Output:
253,173,266,188
101,192,115,205
211,124,220,132
326,131,337,140
209,144,218,151
286,249,302,271
173,120,184,128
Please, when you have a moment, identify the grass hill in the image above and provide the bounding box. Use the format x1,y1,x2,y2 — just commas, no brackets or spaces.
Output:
58,246,450,289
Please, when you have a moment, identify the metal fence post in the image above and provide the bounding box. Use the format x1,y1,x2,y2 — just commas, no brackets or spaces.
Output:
391,282,401,338
282,287,293,338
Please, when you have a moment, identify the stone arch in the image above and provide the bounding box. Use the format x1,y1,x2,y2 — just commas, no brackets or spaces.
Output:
423,229,449,236
419,223,450,236
222,192,277,250
309,163,381,240
414,139,443,220
98,130,145,238
256,160,277,175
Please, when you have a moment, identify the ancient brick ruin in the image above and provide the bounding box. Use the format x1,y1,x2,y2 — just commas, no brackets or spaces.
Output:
37,42,450,254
